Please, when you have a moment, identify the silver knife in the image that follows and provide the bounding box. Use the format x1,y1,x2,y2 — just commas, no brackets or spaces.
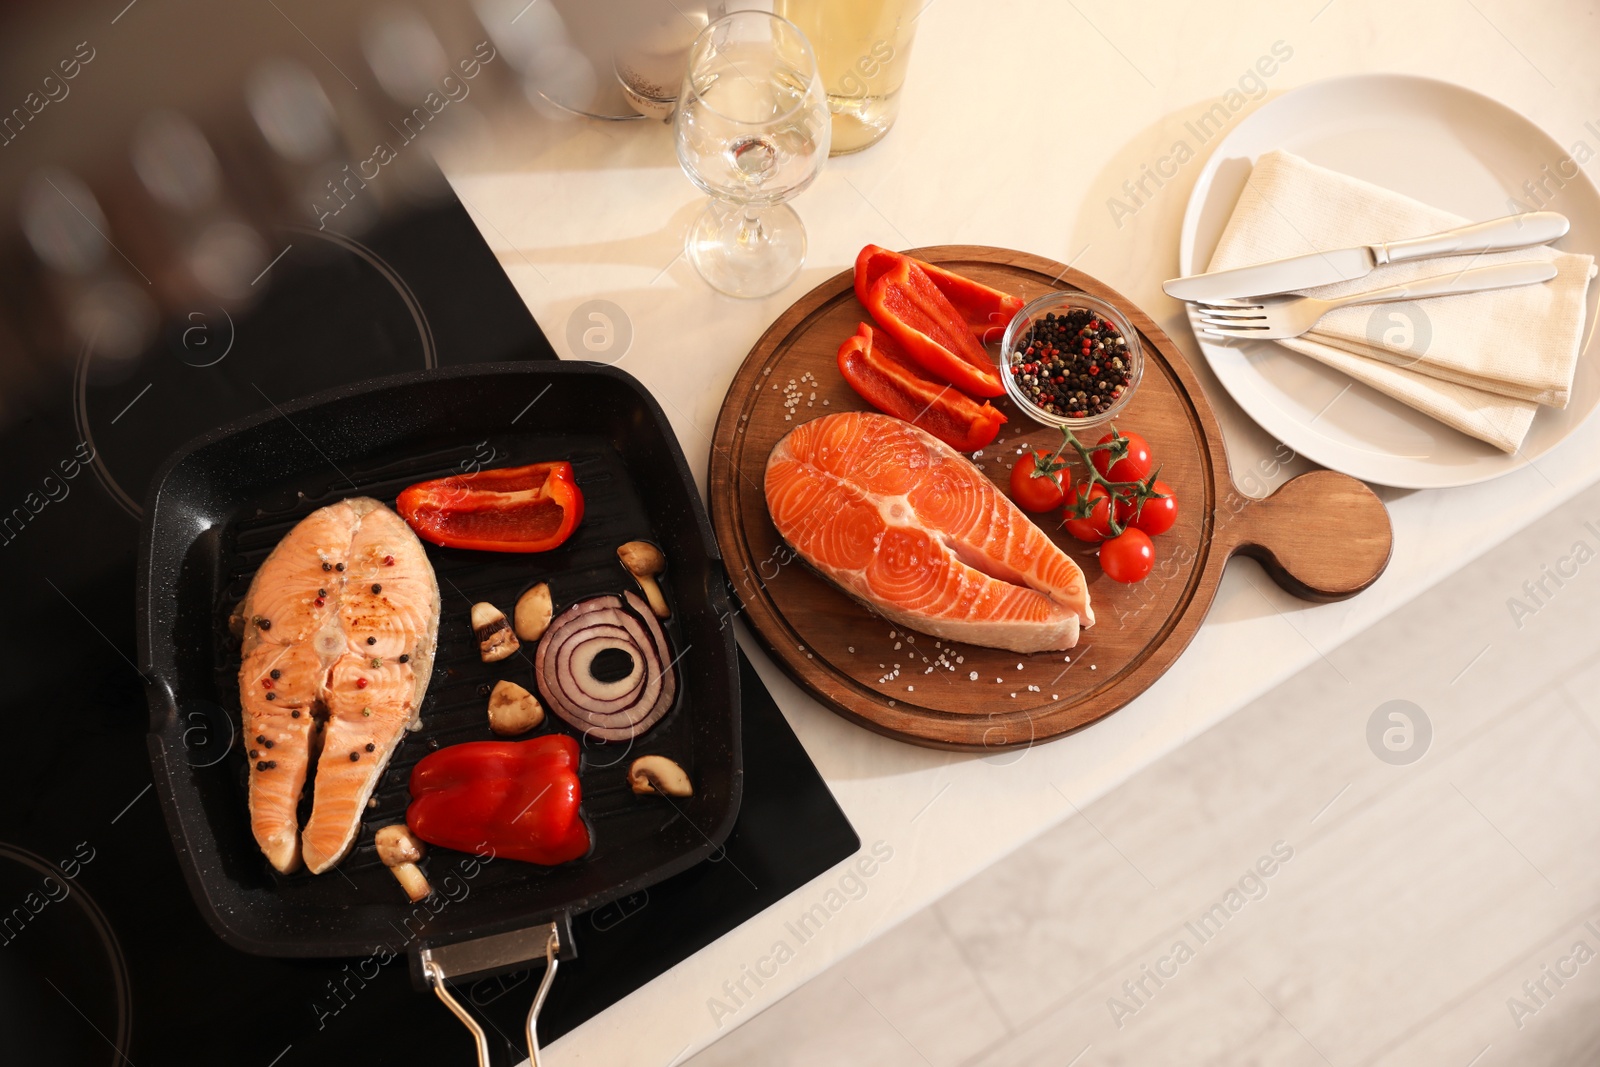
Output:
1164,211,1569,302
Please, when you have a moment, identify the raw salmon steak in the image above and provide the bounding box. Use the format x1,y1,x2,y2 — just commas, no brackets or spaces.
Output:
765,412,1093,653
236,497,440,875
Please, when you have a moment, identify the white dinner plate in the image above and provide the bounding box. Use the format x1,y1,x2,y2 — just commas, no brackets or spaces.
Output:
1177,73,1600,489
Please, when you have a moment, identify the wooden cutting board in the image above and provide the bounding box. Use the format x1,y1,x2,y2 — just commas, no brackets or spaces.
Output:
708,246,1391,750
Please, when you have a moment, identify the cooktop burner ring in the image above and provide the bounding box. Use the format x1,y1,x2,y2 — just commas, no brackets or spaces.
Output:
0,842,133,1067
71,227,438,520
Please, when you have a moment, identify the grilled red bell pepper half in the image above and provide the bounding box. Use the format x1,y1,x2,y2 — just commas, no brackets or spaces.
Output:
855,245,1025,344
837,323,1005,452
397,461,584,553
406,734,590,866
863,258,1006,398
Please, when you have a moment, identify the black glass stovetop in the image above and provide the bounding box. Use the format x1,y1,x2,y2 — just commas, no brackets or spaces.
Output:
0,190,858,1066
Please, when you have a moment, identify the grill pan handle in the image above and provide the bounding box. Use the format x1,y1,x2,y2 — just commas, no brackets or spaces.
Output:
418,919,572,1067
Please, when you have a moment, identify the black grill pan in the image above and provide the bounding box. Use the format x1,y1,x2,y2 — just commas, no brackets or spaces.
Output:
136,361,742,985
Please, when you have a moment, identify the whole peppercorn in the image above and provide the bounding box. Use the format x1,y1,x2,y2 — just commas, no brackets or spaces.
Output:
1007,308,1132,419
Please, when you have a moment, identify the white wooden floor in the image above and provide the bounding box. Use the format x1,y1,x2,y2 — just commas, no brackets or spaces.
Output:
685,474,1600,1067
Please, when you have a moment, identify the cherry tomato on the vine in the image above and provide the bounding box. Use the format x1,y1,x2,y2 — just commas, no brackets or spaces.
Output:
1100,529,1155,583
1063,483,1116,543
1008,450,1068,512
1092,430,1154,484
1124,479,1178,536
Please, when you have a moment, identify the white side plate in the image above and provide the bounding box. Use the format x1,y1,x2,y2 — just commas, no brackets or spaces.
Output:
1177,73,1600,489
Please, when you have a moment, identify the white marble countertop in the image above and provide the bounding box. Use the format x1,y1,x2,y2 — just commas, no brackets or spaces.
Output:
436,2,1600,1062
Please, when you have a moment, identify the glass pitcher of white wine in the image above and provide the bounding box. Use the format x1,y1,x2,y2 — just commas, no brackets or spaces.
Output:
773,0,919,155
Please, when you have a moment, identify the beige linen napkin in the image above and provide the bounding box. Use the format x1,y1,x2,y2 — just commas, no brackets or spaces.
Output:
1206,150,1596,453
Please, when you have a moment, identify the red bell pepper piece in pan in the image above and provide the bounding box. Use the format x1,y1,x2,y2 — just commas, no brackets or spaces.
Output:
837,322,1006,452
406,734,590,866
862,257,1006,398
855,244,1025,344
397,461,584,553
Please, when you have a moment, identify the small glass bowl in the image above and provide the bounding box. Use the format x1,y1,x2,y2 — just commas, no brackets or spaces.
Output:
998,291,1143,431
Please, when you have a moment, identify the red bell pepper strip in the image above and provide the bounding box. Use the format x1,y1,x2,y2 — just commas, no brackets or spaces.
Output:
838,323,1005,452
397,461,584,553
864,258,1006,398
855,245,1025,343
406,734,590,866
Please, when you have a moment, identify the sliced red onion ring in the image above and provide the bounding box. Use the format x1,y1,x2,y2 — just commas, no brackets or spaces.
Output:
535,593,678,742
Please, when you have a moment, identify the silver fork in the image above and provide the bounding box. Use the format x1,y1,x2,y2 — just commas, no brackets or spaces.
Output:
1195,261,1558,341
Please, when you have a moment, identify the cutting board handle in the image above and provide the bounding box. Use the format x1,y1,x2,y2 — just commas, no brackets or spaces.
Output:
1218,470,1392,602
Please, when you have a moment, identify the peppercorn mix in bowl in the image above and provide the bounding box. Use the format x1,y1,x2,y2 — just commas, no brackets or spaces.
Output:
999,291,1143,429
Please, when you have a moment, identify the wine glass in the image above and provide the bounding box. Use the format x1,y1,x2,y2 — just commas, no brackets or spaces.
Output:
673,11,830,298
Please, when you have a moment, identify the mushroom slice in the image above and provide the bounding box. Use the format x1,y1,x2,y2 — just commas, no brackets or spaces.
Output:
514,582,554,643
471,601,519,663
488,679,545,736
375,824,431,902
618,541,670,618
628,755,692,797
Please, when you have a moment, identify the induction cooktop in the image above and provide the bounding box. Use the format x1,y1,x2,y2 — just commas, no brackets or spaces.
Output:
0,186,857,1066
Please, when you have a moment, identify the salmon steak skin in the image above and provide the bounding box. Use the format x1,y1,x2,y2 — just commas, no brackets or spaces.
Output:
764,412,1093,653
236,497,441,875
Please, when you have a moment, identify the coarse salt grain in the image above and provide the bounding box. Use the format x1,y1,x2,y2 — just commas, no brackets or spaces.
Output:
894,642,902,650
969,671,978,680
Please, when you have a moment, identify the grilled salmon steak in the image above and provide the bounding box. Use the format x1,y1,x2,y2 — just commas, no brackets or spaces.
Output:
237,497,440,875
765,413,1093,653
